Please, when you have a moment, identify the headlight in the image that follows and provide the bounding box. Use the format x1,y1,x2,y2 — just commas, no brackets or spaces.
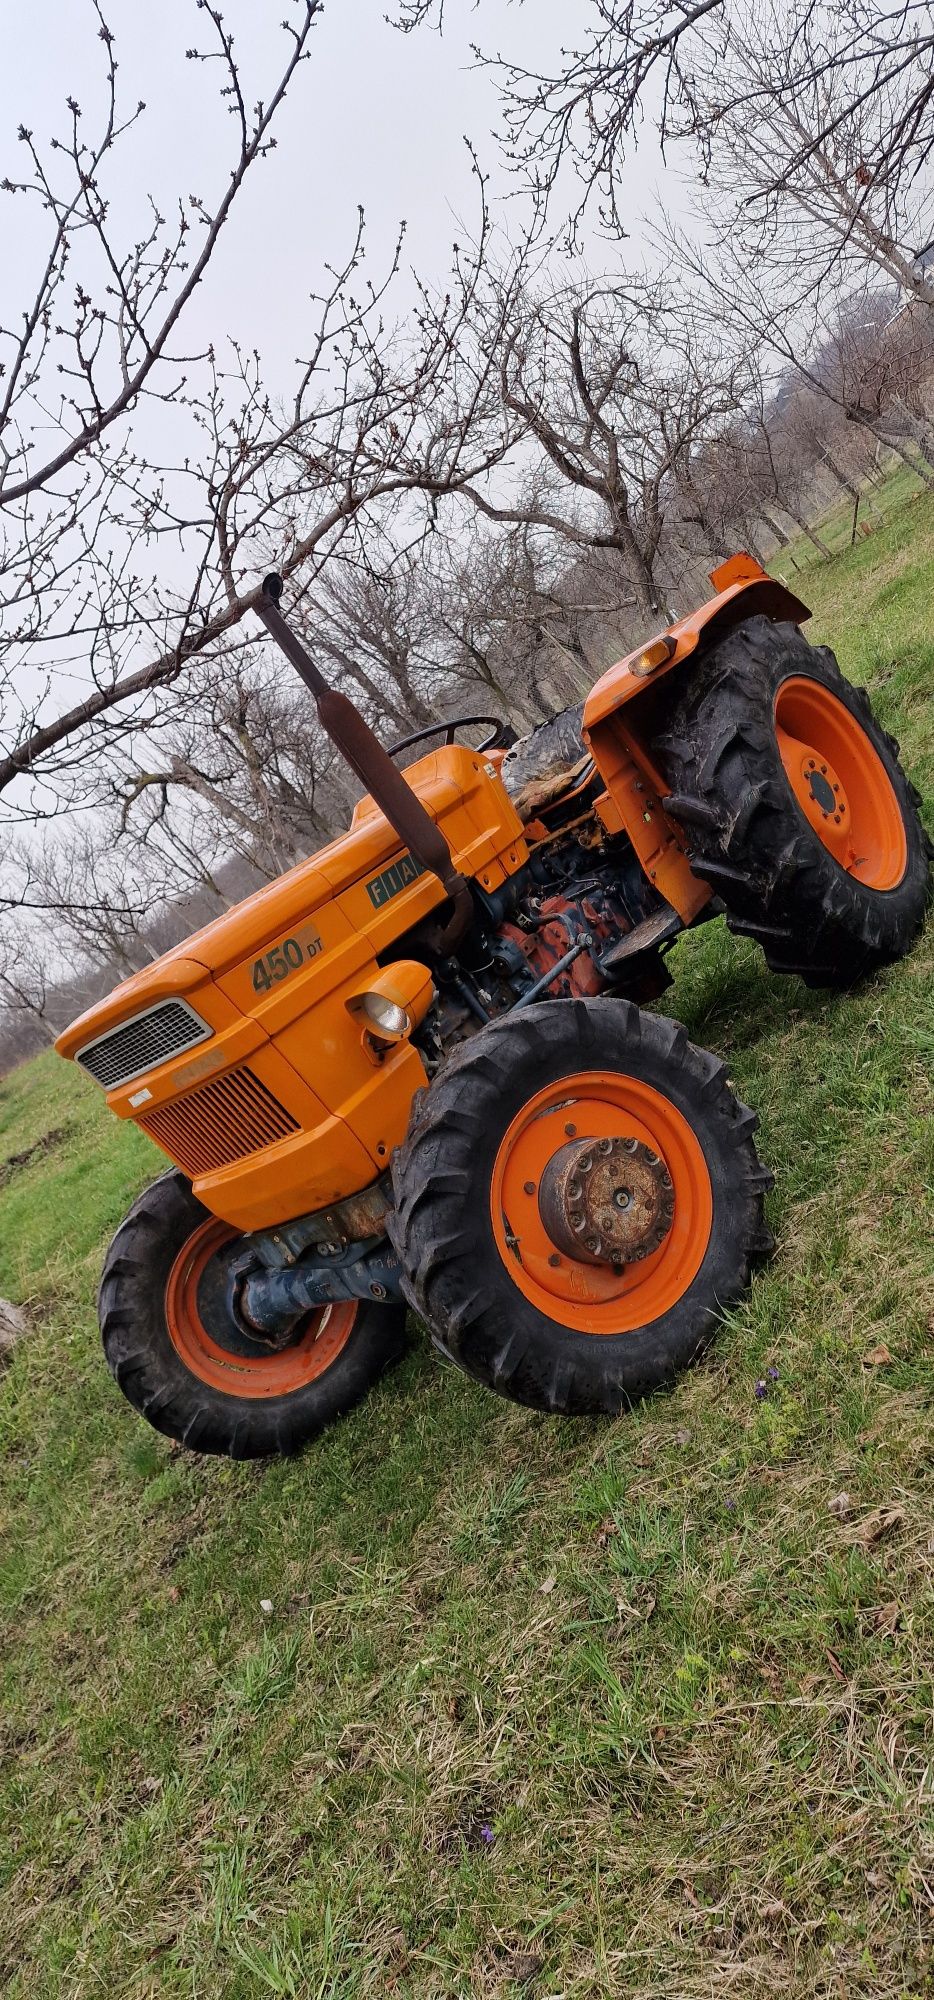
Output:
346,961,435,1046
361,994,410,1038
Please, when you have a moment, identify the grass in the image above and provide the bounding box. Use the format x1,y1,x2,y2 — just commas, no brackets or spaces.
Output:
771,455,933,577
1,490,934,1998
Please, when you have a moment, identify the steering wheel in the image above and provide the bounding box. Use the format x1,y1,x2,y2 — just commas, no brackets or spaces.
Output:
386,714,509,759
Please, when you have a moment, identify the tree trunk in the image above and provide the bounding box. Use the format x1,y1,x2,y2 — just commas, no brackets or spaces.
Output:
674,472,733,562
760,508,791,549
891,401,934,476
876,425,934,491
737,518,768,565
784,505,832,559
623,541,659,624
821,450,861,502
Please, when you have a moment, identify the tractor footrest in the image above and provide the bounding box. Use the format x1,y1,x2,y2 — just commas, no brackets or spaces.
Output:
601,905,683,975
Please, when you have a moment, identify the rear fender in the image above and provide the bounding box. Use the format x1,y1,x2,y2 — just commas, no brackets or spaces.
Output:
582,556,810,921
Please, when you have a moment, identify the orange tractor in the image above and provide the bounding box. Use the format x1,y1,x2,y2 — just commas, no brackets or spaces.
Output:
57,556,931,1456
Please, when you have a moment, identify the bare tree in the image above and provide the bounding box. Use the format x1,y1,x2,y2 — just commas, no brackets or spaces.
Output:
815,293,934,476
6,824,159,974
107,652,355,880
428,516,588,725
395,0,722,231
298,550,442,739
0,3,319,778
663,192,934,495
680,11,934,314
0,915,66,1046
456,281,749,627
0,5,323,504
399,0,934,257
0,12,519,824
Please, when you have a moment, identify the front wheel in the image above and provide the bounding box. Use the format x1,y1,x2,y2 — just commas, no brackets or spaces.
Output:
387,999,773,1415
99,1172,407,1457
659,615,931,987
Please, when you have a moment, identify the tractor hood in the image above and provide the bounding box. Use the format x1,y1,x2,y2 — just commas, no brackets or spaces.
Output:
58,746,523,1061
55,746,527,1234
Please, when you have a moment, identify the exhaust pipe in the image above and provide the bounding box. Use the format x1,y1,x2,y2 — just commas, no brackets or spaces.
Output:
254,575,473,950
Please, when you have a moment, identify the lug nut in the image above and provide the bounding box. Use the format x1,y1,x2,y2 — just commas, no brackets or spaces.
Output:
613,1188,632,1209
523,1180,536,1196
548,1252,562,1268
564,1123,577,1137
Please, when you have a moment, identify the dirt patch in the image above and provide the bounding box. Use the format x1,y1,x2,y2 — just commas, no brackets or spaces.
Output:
434,1799,499,1858
0,1124,73,1188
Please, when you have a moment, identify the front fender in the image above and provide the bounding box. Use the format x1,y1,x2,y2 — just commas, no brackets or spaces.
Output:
583,555,810,735
581,555,810,924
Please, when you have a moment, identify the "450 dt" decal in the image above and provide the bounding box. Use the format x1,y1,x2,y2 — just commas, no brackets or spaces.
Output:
251,923,323,994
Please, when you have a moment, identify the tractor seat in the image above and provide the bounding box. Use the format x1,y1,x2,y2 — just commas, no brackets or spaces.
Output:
501,705,590,821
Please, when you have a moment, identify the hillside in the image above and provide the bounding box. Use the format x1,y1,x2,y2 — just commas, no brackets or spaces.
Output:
1,491,932,1999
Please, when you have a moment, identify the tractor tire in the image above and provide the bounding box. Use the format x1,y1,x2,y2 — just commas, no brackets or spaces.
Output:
99,1171,407,1458
658,615,931,987
387,998,773,1415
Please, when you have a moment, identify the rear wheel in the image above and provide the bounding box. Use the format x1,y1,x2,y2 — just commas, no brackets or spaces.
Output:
388,999,773,1415
100,1172,406,1457
659,615,931,987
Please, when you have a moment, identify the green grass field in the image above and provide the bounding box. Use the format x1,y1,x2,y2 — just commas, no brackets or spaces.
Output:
772,456,934,577
1,489,933,1999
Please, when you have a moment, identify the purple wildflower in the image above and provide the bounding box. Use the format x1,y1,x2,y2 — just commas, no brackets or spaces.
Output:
767,1366,780,1381
755,1378,768,1400
480,1823,495,1846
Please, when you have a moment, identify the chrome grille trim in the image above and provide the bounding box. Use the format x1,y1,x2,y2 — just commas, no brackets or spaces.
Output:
75,999,212,1090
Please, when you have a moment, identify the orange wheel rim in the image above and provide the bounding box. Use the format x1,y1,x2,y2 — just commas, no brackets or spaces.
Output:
165,1218,358,1398
774,676,906,890
489,1071,713,1333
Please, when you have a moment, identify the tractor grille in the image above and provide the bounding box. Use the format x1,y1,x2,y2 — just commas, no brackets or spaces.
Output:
76,999,211,1090
138,1066,299,1178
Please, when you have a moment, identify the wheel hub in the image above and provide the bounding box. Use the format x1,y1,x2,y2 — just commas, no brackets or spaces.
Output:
489,1071,712,1332
164,1217,359,1397
807,764,839,815
796,745,849,831
538,1133,675,1267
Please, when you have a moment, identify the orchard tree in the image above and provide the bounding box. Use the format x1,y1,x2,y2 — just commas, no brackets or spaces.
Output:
457,278,750,624
399,0,934,259
0,6,518,837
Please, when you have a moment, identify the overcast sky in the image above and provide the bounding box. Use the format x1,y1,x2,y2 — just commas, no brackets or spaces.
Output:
1,0,695,397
